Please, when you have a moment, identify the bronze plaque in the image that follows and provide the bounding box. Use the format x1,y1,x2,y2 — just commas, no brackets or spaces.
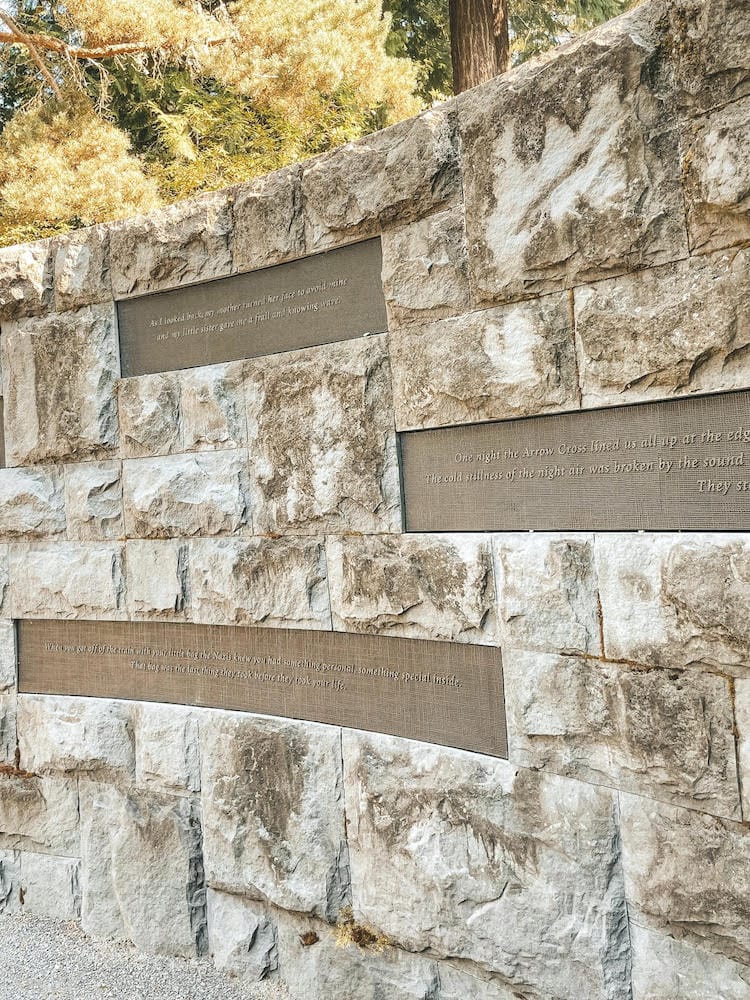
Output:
400,390,750,531
117,239,387,377
17,619,507,758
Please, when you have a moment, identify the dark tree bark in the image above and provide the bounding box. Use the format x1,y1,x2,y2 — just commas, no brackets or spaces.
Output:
449,0,509,94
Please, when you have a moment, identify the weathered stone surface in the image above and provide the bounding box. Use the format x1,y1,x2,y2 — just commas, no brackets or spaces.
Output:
343,732,630,999
189,537,330,629
64,461,123,542
200,713,348,920
9,542,126,620
79,780,206,956
231,166,304,272
327,534,496,643
54,225,110,312
180,362,246,452
0,620,15,692
126,539,188,619
0,774,79,856
135,704,200,794
17,695,135,779
596,534,750,674
207,889,279,982
0,468,65,540
439,964,522,1000
391,295,578,431
461,22,686,304
245,336,400,534
575,247,750,406
0,850,18,911
0,694,15,764
0,545,9,619
110,192,232,297
118,374,181,458
302,109,459,250
381,207,470,323
682,97,750,255
1,304,119,465
0,241,52,322
504,650,741,818
620,792,750,966
736,679,750,820
122,452,251,538
493,533,600,656
12,851,81,920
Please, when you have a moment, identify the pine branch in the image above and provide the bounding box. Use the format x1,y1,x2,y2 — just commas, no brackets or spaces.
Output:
0,27,229,62
0,12,62,98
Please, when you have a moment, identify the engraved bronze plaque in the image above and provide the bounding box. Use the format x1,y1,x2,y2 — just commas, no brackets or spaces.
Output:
117,238,388,377
400,390,750,531
17,619,507,758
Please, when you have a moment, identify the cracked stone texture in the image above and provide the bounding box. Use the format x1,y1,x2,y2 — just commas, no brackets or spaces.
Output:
736,679,750,820
110,193,232,297
0,620,15,692
0,850,80,920
1,304,119,465
0,242,52,322
0,694,15,765
126,540,188,619
54,225,110,312
200,713,348,921
0,545,9,618
493,534,600,656
595,534,750,675
180,363,246,453
620,792,750,967
79,780,206,957
135,704,201,795
231,166,304,272
682,97,750,255
575,246,750,406
0,774,79,857
118,374,182,459
0,468,65,540
327,534,497,643
207,889,279,983
10,542,126,620
504,649,741,819
64,462,123,542
122,452,251,539
460,17,687,304
244,336,400,534
391,295,578,431
189,537,330,630
343,732,630,1000
302,109,459,250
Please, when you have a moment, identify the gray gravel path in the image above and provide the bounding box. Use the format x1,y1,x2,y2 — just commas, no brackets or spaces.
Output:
0,913,291,1000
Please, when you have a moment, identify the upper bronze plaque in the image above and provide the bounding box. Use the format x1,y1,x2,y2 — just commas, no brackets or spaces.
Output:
400,390,750,531
117,239,387,377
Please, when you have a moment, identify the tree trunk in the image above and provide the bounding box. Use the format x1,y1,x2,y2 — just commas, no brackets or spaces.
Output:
450,0,509,94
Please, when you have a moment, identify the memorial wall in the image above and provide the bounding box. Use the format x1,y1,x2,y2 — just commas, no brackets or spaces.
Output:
0,0,749,996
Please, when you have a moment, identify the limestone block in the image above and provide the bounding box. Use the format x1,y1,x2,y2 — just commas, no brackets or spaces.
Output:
438,965,522,1000
381,207,470,323
245,336,400,534
343,732,630,1000
0,620,15,692
0,545,8,618
10,542,126,620
1,303,119,465
126,539,188,618
189,537,330,629
504,650,741,819
0,467,65,540
0,693,15,764
302,109,459,250
682,98,750,254
460,25,686,304
620,792,750,966
595,534,750,674
180,362,246,452
207,889,279,982
135,704,200,794
0,774,79,856
79,780,206,957
118,374,181,458
231,166,304,272
110,192,232,296
15,851,81,921
200,713,348,920
736,679,750,819
391,295,578,431
64,461,123,541
493,534,600,656
0,241,53,322
122,452,251,538
575,247,750,406
54,225,110,312
0,850,20,912
327,534,497,643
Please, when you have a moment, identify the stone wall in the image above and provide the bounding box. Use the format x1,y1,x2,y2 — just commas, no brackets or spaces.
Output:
0,1,749,996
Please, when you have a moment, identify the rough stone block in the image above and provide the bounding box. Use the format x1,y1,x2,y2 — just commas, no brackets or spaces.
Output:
118,374,182,459
0,620,15,692
0,241,52,322
207,889,279,982
1,304,119,465
64,461,123,541
391,294,578,431
343,732,630,1000
54,225,110,312
0,545,9,619
179,362,246,452
231,165,304,272
10,542,126,620
0,693,15,765
504,650,741,818
135,704,200,794
302,109,459,250
126,539,188,619
0,850,19,912
0,774,79,856
575,247,750,406
0,468,65,540
736,679,750,820
189,537,330,629
245,336,400,534
200,713,348,920
327,534,497,643
122,452,251,538
15,851,81,921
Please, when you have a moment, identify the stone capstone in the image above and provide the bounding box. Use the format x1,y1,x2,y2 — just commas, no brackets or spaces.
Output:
0,242,52,322
53,225,111,312
231,166,304,271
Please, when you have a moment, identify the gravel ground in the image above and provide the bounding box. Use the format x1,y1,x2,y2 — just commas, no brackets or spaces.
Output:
0,913,291,1000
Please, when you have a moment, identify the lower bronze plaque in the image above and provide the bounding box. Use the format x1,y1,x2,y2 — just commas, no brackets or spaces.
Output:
17,619,507,758
400,390,750,531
